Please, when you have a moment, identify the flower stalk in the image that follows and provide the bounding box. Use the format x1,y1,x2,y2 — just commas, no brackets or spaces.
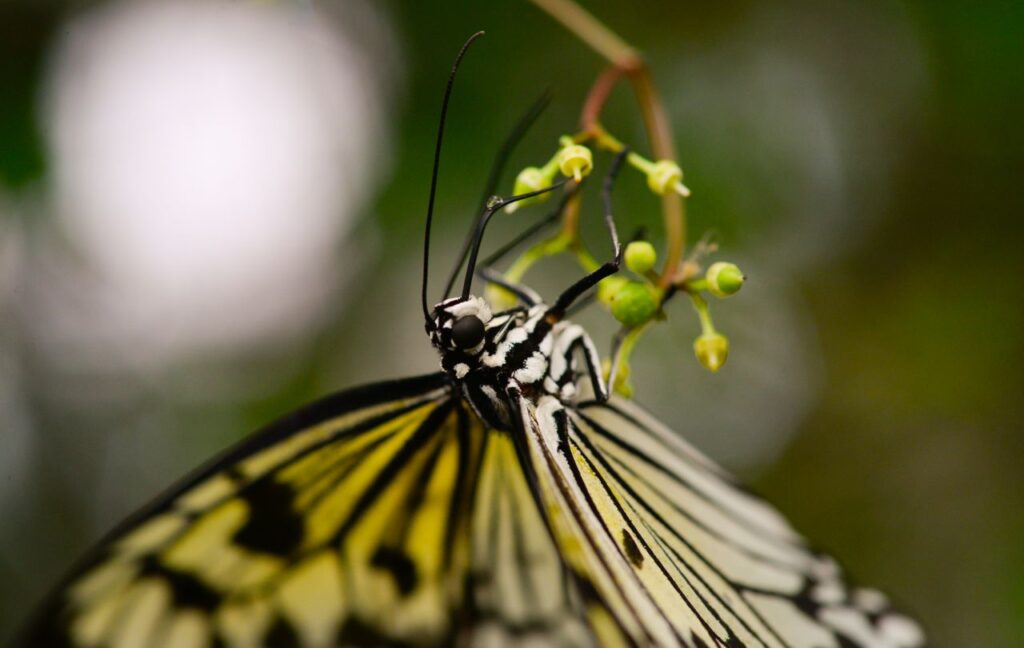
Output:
529,0,687,289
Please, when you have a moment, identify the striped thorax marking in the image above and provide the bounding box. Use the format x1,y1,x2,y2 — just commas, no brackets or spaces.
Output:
430,298,605,430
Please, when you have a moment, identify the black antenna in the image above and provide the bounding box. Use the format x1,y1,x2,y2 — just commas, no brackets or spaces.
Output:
441,90,552,300
421,31,485,328
460,180,568,300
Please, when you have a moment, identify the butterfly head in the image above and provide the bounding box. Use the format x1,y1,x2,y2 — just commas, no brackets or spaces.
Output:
429,296,493,378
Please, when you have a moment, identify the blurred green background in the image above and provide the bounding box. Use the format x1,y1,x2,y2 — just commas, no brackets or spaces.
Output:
1,1,1021,645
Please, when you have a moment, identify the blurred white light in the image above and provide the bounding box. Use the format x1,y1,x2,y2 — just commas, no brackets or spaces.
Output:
0,209,29,500
41,0,395,371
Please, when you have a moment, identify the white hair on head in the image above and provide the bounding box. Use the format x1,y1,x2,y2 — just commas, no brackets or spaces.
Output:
443,296,492,323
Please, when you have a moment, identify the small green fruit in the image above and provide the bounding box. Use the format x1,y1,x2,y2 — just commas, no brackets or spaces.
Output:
609,281,660,328
706,262,745,298
624,241,657,274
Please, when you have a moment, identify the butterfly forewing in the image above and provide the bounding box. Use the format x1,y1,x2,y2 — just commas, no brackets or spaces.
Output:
24,375,442,645
23,376,619,647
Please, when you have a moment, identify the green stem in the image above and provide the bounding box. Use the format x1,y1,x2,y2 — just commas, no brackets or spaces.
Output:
504,232,573,285
689,291,715,335
618,323,650,366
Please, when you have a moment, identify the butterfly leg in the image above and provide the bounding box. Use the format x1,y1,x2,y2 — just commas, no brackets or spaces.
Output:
548,324,610,402
547,149,628,319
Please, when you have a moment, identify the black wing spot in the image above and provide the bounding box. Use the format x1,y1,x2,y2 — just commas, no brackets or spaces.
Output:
141,558,220,611
340,616,415,646
371,546,418,595
264,618,301,647
232,479,304,556
621,529,644,568
793,577,822,616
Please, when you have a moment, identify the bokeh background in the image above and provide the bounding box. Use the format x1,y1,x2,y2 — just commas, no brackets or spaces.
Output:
1,0,1021,644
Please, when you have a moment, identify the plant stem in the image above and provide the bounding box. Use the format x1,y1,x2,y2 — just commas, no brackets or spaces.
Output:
529,0,638,66
530,0,686,289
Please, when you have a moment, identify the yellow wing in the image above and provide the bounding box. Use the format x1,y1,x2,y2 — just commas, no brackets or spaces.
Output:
517,392,926,648
22,375,609,647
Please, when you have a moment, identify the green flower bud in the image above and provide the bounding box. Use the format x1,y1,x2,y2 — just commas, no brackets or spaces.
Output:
557,144,593,182
609,281,660,328
647,159,691,197
506,166,551,214
706,262,745,298
596,275,629,307
624,241,658,274
693,332,729,372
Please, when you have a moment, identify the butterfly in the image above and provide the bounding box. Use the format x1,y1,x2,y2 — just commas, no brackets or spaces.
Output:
20,34,924,648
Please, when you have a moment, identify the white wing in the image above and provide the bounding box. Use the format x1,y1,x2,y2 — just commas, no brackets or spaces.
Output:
515,391,926,647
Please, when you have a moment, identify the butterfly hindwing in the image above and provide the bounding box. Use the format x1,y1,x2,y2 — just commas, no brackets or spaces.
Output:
515,392,925,648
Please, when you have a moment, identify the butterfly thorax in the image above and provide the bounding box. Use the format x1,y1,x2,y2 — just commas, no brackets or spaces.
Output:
429,296,598,430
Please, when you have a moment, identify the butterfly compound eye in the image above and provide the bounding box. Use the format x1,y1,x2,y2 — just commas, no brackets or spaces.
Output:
451,316,485,349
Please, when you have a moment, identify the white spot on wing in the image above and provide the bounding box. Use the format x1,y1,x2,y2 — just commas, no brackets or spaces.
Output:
853,588,888,613
819,606,881,647
812,582,844,605
879,614,925,647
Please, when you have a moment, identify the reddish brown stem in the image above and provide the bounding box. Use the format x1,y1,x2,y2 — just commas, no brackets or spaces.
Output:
579,63,686,288
580,66,625,136
533,0,686,288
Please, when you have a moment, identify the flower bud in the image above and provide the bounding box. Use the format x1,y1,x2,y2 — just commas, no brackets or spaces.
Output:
596,275,629,307
706,262,745,298
647,159,690,197
624,241,657,274
506,166,551,214
609,281,660,328
558,144,593,182
693,332,729,372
